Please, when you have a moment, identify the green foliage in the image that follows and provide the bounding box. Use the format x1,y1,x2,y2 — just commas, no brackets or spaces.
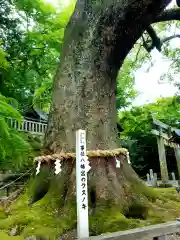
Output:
33,77,52,113
0,0,72,111
0,94,21,119
0,94,36,171
0,47,9,70
116,58,139,110
157,21,180,89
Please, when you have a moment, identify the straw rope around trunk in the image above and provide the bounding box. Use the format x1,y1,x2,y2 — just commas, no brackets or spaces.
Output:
34,148,128,163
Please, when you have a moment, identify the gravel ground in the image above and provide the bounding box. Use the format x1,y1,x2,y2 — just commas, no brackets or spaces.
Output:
168,234,180,240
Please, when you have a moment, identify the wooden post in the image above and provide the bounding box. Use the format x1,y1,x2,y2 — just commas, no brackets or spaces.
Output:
174,148,180,179
156,136,169,184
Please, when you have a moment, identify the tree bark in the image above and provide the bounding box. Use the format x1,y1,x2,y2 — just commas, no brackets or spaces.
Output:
42,0,173,212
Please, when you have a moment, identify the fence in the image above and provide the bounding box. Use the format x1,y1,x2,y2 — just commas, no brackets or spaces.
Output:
5,117,47,135
86,221,180,240
145,169,179,188
0,171,31,197
145,180,179,188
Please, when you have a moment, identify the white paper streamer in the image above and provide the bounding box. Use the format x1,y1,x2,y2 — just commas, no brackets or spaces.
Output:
116,157,121,168
127,151,131,164
85,156,91,172
54,159,62,175
36,161,41,175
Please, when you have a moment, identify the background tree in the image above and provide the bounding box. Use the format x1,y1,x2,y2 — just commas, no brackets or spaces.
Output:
0,0,70,112
0,0,70,171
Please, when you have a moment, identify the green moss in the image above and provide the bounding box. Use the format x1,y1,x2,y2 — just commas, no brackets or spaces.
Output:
0,187,180,238
22,226,61,239
88,187,180,235
89,207,127,235
0,208,7,219
0,231,23,239
89,206,145,235
132,182,158,202
147,208,169,224
0,187,76,239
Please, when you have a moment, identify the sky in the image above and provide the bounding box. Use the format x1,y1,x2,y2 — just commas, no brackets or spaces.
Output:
133,47,179,106
45,0,179,106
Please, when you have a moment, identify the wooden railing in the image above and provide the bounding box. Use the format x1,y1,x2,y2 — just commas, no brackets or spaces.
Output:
87,221,180,240
145,180,179,188
145,169,179,188
5,117,47,135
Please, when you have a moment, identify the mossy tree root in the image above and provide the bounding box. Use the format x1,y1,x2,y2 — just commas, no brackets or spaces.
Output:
30,156,157,220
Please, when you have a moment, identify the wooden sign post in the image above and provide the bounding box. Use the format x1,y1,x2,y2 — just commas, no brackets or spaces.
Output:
76,129,89,239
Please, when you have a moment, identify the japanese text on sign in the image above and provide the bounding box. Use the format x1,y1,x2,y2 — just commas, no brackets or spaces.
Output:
76,129,89,238
79,131,87,210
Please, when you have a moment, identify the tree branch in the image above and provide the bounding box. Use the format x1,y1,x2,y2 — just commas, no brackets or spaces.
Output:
177,0,180,7
145,26,162,51
162,34,180,43
143,25,180,53
142,34,152,52
153,8,180,23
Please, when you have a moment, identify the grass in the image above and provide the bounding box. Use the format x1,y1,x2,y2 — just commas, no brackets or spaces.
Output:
0,187,180,239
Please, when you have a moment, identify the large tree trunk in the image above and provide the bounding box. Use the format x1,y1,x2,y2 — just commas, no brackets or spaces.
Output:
42,0,172,214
